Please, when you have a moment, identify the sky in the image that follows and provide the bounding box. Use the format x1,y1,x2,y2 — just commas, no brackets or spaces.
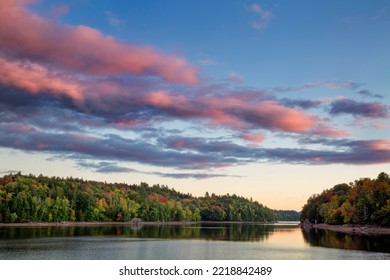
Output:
0,0,389,211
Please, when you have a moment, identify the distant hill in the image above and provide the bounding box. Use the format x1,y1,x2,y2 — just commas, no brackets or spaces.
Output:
0,172,281,223
274,210,301,221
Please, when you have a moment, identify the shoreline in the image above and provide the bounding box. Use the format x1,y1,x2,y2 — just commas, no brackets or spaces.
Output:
302,222,390,235
0,220,295,228
0,221,198,228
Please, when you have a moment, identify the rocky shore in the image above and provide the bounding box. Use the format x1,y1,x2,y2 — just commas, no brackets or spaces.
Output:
300,219,390,235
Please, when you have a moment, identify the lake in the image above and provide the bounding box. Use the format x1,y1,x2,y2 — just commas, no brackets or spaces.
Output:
1,222,389,260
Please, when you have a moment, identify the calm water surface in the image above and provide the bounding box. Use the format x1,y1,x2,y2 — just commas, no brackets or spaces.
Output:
0,222,389,259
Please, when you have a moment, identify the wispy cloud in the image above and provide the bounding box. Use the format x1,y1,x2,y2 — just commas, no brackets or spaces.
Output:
78,161,236,179
198,59,216,65
279,98,323,109
248,3,274,31
329,98,389,119
105,10,126,27
341,6,389,24
197,53,216,66
371,6,389,21
328,81,364,90
241,133,265,143
356,89,384,99
271,80,364,94
227,71,244,83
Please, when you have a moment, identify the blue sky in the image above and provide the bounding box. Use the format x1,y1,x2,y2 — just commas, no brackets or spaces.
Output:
0,0,389,210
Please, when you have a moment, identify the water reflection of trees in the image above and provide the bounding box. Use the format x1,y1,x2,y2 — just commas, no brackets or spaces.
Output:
301,228,390,253
0,223,299,242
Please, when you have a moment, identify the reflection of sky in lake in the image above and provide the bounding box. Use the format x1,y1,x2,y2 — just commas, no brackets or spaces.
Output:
264,227,307,248
1,237,389,260
1,224,390,260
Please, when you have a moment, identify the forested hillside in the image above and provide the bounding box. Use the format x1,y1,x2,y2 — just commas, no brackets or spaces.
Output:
0,173,276,223
274,210,301,221
301,172,390,226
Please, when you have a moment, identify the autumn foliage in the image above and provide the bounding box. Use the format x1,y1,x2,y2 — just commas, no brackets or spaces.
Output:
0,173,277,223
301,172,390,226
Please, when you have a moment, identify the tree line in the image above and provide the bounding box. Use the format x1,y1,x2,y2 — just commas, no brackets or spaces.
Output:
0,173,288,223
273,210,301,221
300,172,390,226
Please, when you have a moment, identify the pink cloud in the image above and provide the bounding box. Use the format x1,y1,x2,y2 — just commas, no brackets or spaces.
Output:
0,1,198,85
250,101,316,132
146,91,188,109
241,133,265,143
207,109,246,128
366,140,390,151
144,91,340,136
144,91,247,128
311,123,350,138
372,123,387,130
207,93,314,132
0,1,349,139
0,57,84,103
0,54,345,138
